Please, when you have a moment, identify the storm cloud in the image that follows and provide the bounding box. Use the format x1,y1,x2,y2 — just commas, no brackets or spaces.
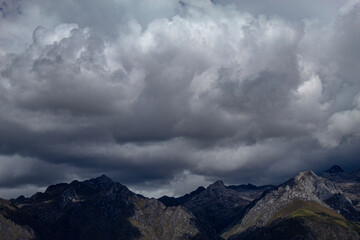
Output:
0,0,359,198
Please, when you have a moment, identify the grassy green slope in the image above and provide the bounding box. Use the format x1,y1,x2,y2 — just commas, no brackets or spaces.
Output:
270,199,360,234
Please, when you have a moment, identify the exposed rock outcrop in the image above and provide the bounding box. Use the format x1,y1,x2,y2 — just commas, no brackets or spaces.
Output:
222,171,356,239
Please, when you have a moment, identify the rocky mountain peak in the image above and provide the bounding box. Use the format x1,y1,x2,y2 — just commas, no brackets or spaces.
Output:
293,170,318,184
185,180,251,234
83,174,114,190
289,170,344,201
325,165,345,174
320,165,350,183
208,180,225,189
93,174,113,183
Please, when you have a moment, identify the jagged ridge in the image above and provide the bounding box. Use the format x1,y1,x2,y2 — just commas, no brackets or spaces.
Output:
1,166,360,240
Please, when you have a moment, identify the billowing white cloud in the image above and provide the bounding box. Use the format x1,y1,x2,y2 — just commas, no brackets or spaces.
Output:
317,94,360,148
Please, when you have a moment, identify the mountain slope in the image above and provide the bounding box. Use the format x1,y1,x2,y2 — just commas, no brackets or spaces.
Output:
222,170,359,239
130,198,199,240
0,199,35,240
229,200,360,240
183,180,250,234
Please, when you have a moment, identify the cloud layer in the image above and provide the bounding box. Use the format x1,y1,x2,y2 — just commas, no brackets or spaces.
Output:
1,0,360,198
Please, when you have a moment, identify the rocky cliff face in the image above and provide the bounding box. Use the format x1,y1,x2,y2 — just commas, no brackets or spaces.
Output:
222,171,358,239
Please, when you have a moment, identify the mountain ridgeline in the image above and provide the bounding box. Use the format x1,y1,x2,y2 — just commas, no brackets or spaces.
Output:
1,166,360,240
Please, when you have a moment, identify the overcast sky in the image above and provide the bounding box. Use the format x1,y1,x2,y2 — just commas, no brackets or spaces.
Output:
0,0,360,199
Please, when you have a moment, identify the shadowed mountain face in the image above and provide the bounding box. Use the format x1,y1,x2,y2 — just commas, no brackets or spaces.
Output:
9,175,143,240
324,165,345,174
321,165,360,210
0,175,209,240
1,166,360,240
159,181,274,235
182,180,250,234
158,186,206,207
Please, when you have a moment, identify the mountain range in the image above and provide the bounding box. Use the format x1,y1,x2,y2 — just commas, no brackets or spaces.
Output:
1,165,360,240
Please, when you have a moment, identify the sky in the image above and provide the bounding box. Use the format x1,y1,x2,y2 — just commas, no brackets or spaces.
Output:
0,0,360,199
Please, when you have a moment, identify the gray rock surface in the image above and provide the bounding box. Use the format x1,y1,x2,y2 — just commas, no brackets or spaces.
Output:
223,171,354,238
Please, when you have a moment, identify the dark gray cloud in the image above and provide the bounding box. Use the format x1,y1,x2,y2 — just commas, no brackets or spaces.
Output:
0,0,360,198
212,0,346,20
